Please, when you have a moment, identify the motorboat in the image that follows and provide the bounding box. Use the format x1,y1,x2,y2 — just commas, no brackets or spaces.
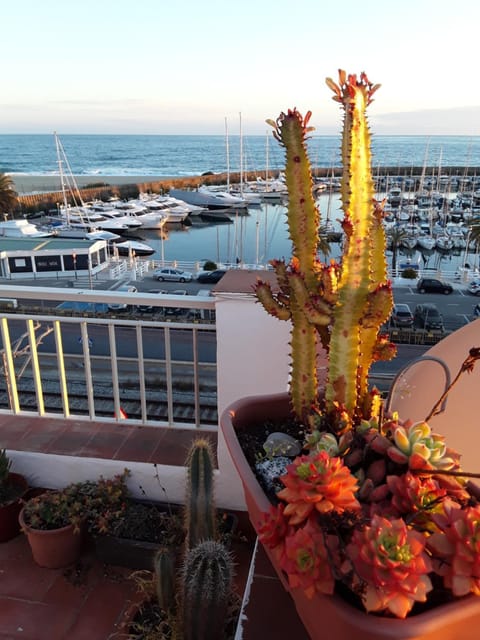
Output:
0,218,54,238
110,239,155,256
169,188,244,210
111,200,167,229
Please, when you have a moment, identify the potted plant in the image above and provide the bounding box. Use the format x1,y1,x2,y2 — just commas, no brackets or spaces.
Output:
124,438,242,639
91,473,185,570
220,70,480,640
19,469,130,569
0,449,28,543
19,483,88,568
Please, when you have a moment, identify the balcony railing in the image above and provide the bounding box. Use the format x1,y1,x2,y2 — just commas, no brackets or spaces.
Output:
0,285,217,430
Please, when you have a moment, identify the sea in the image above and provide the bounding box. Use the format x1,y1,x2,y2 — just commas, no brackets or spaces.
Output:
1,133,479,270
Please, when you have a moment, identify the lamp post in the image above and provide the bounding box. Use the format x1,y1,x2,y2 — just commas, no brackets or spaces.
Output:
72,251,77,280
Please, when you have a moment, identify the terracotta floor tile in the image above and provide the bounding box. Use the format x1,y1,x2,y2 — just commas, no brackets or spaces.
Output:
0,598,76,639
46,430,95,456
148,428,217,466
66,577,136,640
114,427,168,463
0,537,58,601
79,427,131,459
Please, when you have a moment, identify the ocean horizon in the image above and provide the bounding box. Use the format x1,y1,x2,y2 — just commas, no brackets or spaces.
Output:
1,134,480,179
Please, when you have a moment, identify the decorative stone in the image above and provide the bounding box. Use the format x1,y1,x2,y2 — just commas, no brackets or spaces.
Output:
263,432,301,457
255,457,291,493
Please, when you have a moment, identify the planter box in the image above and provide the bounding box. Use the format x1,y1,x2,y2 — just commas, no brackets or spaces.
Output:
220,392,480,640
93,500,237,571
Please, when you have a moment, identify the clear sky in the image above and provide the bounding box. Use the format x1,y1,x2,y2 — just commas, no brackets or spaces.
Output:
2,0,479,135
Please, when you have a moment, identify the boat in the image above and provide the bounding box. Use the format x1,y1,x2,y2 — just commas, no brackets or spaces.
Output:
0,218,54,239
110,201,168,229
110,239,155,257
169,188,243,210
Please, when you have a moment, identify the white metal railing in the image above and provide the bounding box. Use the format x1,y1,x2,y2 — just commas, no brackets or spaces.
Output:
0,286,217,430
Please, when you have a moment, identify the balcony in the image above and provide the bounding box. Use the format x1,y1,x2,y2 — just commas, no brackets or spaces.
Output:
1,270,479,639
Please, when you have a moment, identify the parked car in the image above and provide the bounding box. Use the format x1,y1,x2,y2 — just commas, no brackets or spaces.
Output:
474,303,480,317
467,280,480,296
165,289,188,316
136,289,168,313
196,269,227,284
413,303,445,331
107,285,138,311
416,277,453,295
390,303,414,328
152,268,194,283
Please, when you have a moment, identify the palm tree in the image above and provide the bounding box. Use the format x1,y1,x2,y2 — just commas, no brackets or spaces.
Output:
386,226,407,274
0,173,18,218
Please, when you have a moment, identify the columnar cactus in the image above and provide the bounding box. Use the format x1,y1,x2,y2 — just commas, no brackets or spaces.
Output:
255,71,395,430
153,546,176,614
184,438,217,549
180,539,234,640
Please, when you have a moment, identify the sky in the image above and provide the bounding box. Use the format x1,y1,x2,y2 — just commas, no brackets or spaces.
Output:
2,0,480,136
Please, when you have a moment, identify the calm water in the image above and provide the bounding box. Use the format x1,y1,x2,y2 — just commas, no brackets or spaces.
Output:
1,134,480,177
1,134,478,271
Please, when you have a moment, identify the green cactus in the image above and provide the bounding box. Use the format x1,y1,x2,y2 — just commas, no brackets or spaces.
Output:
256,70,396,431
180,539,234,640
184,438,217,549
0,449,11,487
153,546,176,614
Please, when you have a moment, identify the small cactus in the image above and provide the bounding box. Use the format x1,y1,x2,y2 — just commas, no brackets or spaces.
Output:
184,438,217,549
180,539,234,640
153,546,176,614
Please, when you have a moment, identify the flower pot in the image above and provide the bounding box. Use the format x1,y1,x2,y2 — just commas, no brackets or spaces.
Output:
0,472,29,543
18,507,85,568
220,392,480,640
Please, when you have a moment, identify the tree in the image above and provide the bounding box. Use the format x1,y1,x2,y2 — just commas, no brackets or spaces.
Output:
386,226,407,273
0,173,18,217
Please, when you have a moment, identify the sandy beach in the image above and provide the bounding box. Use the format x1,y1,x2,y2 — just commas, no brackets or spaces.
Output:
11,175,165,195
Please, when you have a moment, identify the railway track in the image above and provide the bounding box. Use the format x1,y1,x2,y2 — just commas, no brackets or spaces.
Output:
0,377,218,425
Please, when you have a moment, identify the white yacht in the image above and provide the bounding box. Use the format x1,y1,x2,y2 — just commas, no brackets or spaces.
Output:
0,218,54,238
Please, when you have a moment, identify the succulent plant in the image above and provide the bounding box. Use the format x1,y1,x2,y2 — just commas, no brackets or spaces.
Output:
256,71,395,431
254,70,480,619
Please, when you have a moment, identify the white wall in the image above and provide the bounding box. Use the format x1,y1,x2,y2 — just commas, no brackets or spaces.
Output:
214,287,291,510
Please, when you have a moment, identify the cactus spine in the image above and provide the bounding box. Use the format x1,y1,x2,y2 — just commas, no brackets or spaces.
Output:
256,70,395,431
184,438,217,549
180,539,234,640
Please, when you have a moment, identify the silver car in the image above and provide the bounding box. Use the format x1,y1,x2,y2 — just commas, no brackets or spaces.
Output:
153,267,194,283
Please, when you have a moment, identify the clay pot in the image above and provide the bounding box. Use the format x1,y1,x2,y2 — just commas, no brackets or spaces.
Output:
220,392,480,640
18,507,85,568
0,472,29,543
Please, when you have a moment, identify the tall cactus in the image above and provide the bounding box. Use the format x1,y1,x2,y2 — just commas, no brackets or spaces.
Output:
255,70,395,431
184,437,217,549
180,539,234,640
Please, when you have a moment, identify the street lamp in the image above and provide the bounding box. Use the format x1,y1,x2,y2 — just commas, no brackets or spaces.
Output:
72,251,77,280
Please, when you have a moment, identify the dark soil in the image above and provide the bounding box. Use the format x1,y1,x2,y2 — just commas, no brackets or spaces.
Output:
109,500,184,546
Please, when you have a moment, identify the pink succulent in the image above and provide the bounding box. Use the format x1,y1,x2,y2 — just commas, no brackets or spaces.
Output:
279,517,335,598
428,502,480,596
347,515,432,618
277,450,360,526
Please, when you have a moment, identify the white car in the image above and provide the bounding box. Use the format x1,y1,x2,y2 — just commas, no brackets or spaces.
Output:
107,285,138,311
467,280,480,296
153,267,194,283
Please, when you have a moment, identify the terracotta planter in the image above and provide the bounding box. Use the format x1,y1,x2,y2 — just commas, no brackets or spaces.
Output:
18,507,85,568
0,472,29,543
220,392,480,640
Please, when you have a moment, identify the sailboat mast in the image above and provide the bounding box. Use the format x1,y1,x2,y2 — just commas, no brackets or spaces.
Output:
225,117,230,192
55,131,69,212
239,111,243,197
